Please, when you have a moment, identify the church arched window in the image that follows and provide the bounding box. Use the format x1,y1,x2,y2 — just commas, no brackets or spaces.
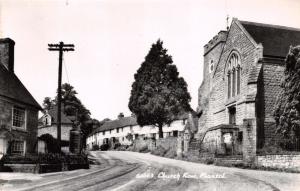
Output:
227,52,241,99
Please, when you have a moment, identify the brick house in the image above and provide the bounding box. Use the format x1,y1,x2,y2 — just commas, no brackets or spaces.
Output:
38,105,74,152
197,18,300,161
0,38,42,157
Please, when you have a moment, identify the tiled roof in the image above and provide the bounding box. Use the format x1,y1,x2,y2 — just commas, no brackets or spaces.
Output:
240,20,300,58
38,105,73,125
93,113,191,134
0,64,41,109
95,117,137,133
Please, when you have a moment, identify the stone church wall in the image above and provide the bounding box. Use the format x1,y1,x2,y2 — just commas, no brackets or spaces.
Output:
198,20,259,135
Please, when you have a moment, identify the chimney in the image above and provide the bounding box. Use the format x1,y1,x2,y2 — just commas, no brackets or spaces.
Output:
0,38,15,72
118,112,124,119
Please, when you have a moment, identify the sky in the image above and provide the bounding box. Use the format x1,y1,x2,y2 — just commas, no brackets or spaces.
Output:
1,0,300,120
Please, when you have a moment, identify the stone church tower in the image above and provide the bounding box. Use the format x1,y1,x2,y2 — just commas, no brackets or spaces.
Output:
197,18,300,161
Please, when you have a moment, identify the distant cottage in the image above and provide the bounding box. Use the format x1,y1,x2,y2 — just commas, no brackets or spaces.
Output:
0,38,41,157
196,18,300,161
38,105,74,153
87,113,197,149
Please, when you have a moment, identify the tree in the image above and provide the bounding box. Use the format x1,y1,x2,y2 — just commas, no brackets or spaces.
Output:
43,83,93,148
128,39,191,138
42,97,55,111
274,45,300,150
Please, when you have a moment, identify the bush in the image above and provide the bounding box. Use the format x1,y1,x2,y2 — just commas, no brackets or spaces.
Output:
257,142,283,155
115,145,128,151
138,145,149,153
1,153,89,165
92,144,100,151
164,149,177,159
151,146,167,156
39,134,60,153
113,143,121,150
100,144,109,151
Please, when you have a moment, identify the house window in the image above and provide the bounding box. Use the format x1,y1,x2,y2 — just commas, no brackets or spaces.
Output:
103,131,105,135
173,130,178,137
182,119,186,125
227,53,241,98
12,106,26,129
130,126,133,131
11,140,25,155
117,128,119,133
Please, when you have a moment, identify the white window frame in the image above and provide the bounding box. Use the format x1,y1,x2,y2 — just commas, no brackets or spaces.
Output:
11,140,26,155
12,106,27,130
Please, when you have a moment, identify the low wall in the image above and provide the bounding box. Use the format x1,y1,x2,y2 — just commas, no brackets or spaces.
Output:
3,164,38,173
256,154,300,171
132,139,152,152
4,163,89,173
156,137,177,151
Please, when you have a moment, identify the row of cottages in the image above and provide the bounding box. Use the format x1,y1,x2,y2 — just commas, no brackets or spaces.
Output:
87,113,197,149
0,38,41,157
196,18,300,161
38,105,74,153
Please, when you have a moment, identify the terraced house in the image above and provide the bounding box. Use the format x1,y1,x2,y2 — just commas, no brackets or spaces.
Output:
0,38,41,157
196,18,300,161
87,113,197,149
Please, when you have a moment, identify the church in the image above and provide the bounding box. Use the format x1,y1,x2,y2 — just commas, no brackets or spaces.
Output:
196,18,300,161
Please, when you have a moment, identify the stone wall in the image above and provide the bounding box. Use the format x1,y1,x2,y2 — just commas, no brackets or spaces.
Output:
243,119,257,162
201,129,222,153
256,154,300,171
156,137,177,151
0,97,38,154
261,61,285,145
38,125,72,141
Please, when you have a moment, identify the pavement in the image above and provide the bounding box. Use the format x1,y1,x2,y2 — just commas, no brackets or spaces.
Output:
0,151,299,191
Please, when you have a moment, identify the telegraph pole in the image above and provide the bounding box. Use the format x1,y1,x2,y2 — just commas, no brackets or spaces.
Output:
48,42,74,152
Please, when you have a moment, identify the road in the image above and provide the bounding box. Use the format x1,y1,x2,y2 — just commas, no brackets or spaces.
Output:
1,151,300,191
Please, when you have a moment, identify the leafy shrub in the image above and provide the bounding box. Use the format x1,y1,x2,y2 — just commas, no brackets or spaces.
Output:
92,144,100,151
151,146,167,156
113,143,121,150
164,149,177,159
100,144,109,151
138,145,149,153
125,133,133,142
1,153,88,165
115,145,128,151
39,134,60,153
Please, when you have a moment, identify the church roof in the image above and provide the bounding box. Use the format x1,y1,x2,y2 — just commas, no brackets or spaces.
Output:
0,63,41,110
240,20,300,58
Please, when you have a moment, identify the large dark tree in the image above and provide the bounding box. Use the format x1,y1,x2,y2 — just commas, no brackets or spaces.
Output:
129,40,191,138
274,45,300,150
